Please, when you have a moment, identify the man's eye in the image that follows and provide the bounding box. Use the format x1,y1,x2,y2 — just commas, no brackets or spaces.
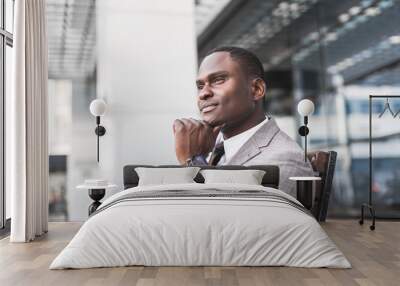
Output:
214,76,226,84
197,84,204,90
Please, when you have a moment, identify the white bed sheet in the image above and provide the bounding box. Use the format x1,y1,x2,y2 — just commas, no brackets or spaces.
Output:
50,183,350,269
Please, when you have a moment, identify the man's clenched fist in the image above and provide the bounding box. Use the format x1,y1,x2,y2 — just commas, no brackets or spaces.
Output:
173,118,221,165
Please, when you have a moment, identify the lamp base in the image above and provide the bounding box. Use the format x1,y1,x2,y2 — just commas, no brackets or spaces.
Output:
95,126,106,136
359,203,376,231
298,126,309,136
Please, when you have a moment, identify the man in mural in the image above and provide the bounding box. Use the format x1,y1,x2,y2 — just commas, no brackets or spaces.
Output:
173,46,314,196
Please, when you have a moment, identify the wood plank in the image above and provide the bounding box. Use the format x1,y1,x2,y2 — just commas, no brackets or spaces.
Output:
0,221,399,286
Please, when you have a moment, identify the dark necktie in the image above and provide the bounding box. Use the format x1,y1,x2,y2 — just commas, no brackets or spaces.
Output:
209,142,225,166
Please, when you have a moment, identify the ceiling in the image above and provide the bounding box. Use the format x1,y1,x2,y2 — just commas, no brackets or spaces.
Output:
47,0,96,79
195,0,232,36
46,0,230,80
198,0,400,87
46,0,400,87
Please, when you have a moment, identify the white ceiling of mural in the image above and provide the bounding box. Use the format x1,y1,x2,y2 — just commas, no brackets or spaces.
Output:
195,0,232,35
46,0,230,79
47,0,95,79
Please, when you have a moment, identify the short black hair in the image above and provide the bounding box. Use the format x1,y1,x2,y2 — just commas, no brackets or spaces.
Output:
205,46,264,81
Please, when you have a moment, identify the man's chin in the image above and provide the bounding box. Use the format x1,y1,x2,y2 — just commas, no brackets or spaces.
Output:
202,116,225,128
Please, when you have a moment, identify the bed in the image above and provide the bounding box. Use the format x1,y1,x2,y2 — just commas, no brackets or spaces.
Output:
50,165,350,269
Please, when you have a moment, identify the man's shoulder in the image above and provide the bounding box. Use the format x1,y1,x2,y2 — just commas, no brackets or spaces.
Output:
248,127,314,174
273,129,302,148
228,118,306,165
255,120,301,150
255,125,305,159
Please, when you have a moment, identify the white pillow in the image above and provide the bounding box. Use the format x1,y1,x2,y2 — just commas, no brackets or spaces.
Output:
135,167,200,186
200,169,266,185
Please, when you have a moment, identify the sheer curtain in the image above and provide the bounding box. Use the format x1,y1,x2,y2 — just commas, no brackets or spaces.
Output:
9,0,48,242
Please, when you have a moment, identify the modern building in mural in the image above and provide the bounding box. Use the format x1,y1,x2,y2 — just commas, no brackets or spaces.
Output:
46,0,400,220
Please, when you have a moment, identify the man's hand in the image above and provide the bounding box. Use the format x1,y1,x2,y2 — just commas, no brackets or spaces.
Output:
173,118,221,165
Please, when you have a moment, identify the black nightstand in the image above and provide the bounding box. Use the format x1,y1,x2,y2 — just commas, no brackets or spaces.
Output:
289,177,321,210
77,182,117,215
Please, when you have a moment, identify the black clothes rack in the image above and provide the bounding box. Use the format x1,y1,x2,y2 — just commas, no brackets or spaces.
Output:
359,95,400,231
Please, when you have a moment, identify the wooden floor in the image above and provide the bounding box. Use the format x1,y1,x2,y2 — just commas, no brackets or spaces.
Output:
0,220,398,286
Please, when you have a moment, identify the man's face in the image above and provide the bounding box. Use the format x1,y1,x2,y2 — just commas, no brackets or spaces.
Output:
196,52,256,128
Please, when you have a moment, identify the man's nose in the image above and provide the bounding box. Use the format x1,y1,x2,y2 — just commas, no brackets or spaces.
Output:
198,84,213,100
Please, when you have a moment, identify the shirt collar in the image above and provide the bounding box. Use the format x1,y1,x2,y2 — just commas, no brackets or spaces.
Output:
216,117,269,163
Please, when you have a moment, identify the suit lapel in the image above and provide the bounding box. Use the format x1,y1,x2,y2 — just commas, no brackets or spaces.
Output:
226,118,281,165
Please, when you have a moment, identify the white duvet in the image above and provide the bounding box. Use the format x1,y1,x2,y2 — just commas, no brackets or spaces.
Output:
50,183,351,269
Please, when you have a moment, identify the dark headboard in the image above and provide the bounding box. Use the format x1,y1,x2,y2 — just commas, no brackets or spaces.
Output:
123,165,280,189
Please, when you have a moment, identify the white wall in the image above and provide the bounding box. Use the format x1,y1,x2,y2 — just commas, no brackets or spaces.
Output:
97,0,198,174
58,79,97,221
65,0,199,221
48,80,72,155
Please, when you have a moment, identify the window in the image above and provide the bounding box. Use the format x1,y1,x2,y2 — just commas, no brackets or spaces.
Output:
0,0,13,231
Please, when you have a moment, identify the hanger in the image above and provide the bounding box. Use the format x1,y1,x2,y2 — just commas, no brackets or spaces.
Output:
378,97,395,118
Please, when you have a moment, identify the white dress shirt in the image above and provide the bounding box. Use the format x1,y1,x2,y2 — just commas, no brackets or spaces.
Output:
214,117,269,165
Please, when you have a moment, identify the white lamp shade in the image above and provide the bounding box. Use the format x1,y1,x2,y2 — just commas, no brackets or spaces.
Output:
89,99,107,116
297,99,315,116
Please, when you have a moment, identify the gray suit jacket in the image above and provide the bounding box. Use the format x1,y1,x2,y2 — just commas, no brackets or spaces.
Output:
223,118,315,197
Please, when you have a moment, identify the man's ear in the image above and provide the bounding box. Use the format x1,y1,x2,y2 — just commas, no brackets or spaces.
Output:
251,78,266,102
